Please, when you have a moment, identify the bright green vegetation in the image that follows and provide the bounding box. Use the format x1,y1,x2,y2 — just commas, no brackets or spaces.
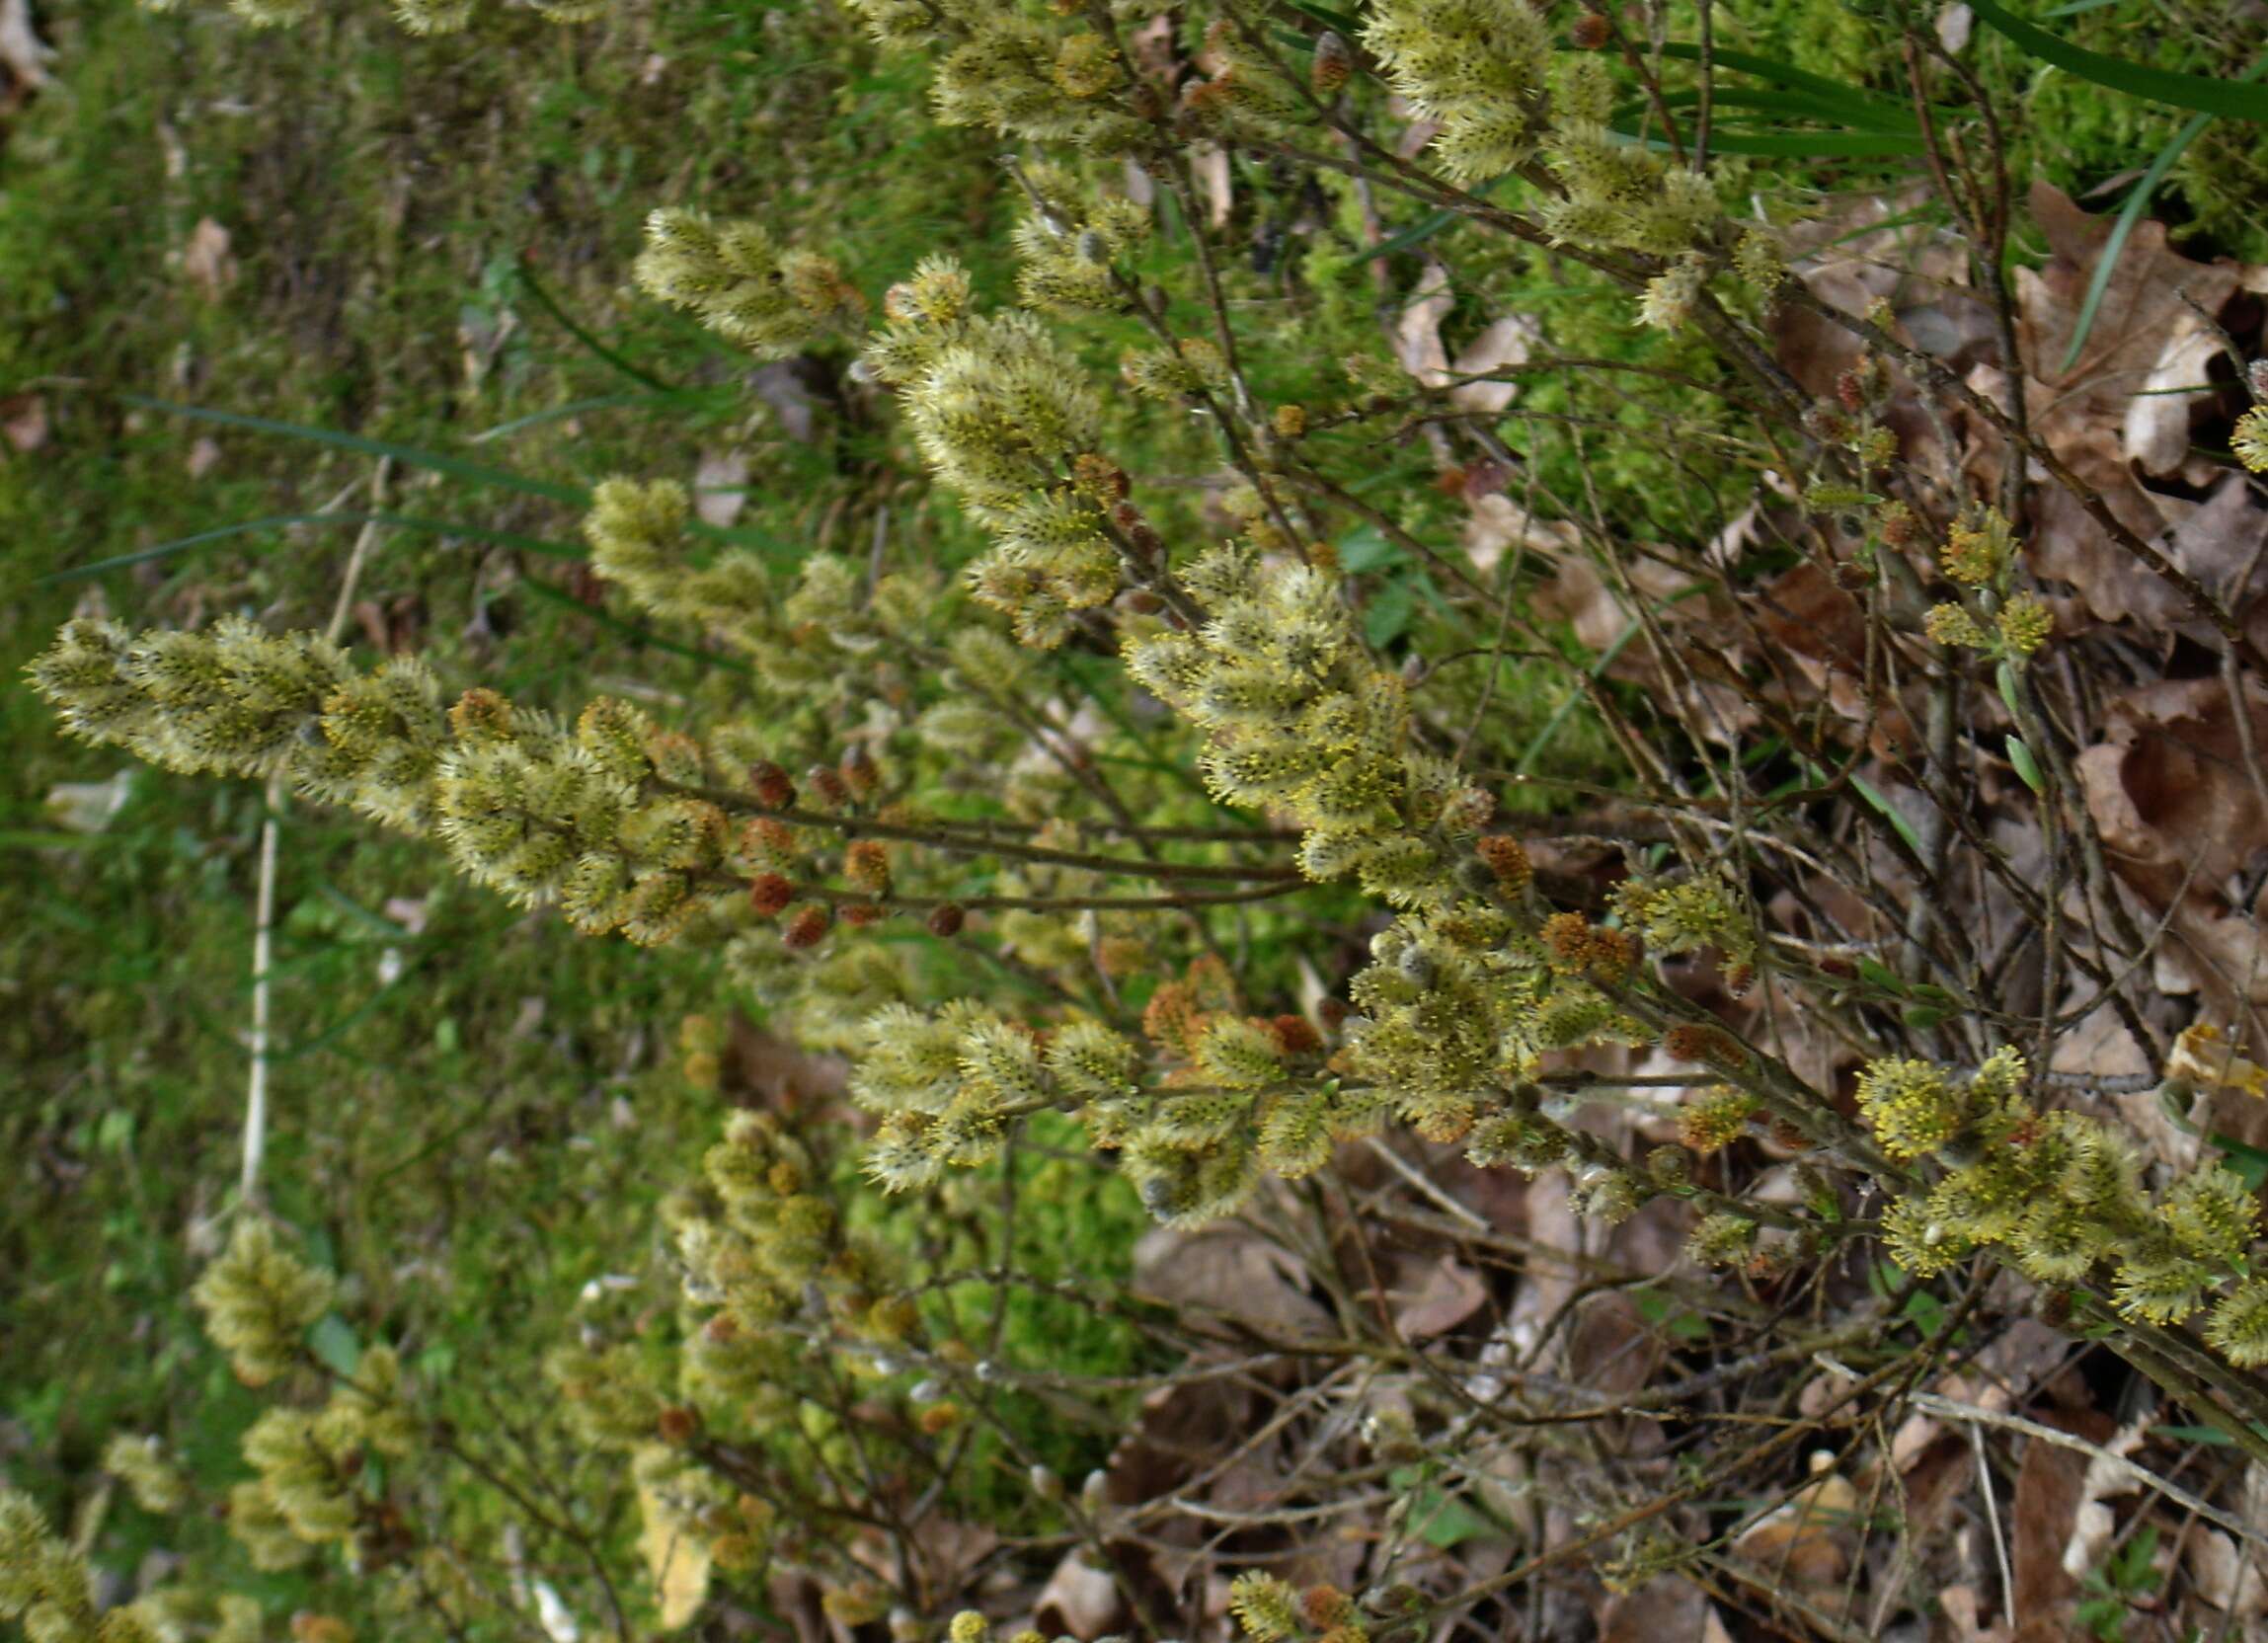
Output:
6,0,2268,1640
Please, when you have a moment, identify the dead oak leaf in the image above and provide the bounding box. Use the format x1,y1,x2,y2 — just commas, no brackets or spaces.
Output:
1131,1221,1331,1339
2075,673,2268,1012
2011,183,2258,630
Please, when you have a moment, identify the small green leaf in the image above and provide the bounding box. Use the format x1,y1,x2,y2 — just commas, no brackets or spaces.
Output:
1365,577,1417,647
1997,660,2024,721
1336,524,1404,574
1855,956,1908,995
2006,735,2045,794
2152,1422,2235,1446
2209,1132,2268,1191
1904,1004,1947,1033
1851,775,1924,855
310,1314,361,1376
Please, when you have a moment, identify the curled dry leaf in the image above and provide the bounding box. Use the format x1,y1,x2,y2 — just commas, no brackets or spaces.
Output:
1033,1550,1125,1641
0,0,53,101
2058,1418,2147,1582
1393,259,1456,388
1389,1253,1488,1340
2008,183,2258,632
2186,1526,2268,1619
2074,674,2268,1013
1447,315,1537,416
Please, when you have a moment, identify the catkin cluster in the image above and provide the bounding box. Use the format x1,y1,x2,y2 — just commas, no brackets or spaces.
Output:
1125,542,1489,902
863,257,1123,648
1857,1050,2268,1361
633,209,862,359
1,1493,162,1643
192,1218,338,1386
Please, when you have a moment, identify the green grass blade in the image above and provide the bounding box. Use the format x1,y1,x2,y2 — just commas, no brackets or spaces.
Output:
2060,56,2267,370
519,575,757,674
41,511,586,584
1641,87,1915,125
1279,0,1360,35
1615,126,1925,158
470,389,710,443
1368,208,1460,261
1652,41,1917,126
1968,0,2268,122
513,255,680,392
119,396,589,505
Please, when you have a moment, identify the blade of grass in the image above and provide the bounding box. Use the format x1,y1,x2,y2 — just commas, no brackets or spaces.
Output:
1366,176,1514,262
1368,207,1460,261
1278,0,1360,35
1652,41,1917,126
513,254,680,392
1639,87,1914,125
1613,126,1925,158
519,575,757,675
471,389,717,444
119,396,589,505
2060,55,2268,369
1968,0,2268,123
42,511,587,585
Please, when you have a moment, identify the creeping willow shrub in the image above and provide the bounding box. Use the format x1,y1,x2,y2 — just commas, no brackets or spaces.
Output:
30,0,2268,1631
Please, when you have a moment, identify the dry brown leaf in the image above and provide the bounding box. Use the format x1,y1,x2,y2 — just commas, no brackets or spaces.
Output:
2010,183,2258,631
1,392,47,453
1191,141,1232,228
1564,1291,1663,1399
2074,674,2268,1012
1752,560,1869,680
1595,1576,1708,1643
1132,1222,1331,1338
1447,315,1537,415
750,360,821,443
0,0,53,101
724,1017,848,1112
2124,325,2224,482
693,449,751,529
181,217,236,300
1393,260,1455,388
1937,1583,2013,1643
1033,1551,1125,1640
2183,1465,2268,1627
2059,1419,2148,1583
1462,494,1581,581
1775,188,1986,404
2010,1406,2114,1638
1389,1254,1488,1341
